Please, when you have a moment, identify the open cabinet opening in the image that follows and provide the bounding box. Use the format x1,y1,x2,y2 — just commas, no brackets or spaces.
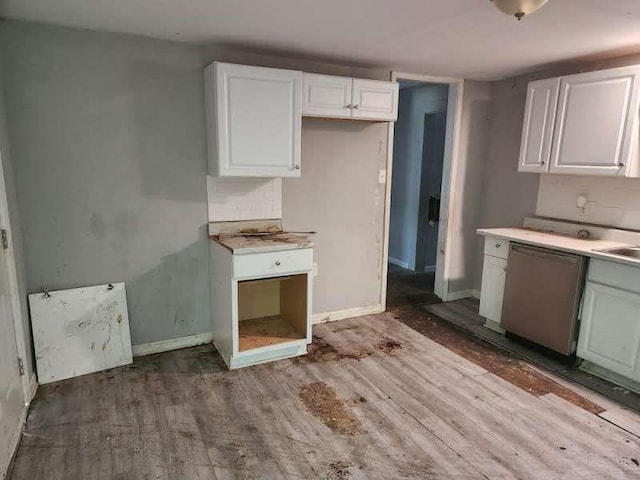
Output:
237,274,308,352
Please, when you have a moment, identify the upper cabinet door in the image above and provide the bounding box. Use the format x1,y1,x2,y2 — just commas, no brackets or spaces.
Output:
550,66,640,176
206,62,302,177
351,79,399,121
302,73,352,119
518,78,560,173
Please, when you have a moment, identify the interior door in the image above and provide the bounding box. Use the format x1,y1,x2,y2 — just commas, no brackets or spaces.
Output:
351,79,399,121
302,73,352,119
518,78,559,173
215,62,302,177
0,218,25,475
550,66,640,176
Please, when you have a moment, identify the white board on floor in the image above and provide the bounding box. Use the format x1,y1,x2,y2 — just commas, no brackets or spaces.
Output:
29,283,132,384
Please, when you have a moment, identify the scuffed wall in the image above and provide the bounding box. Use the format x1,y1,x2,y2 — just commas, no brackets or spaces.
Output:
1,22,210,346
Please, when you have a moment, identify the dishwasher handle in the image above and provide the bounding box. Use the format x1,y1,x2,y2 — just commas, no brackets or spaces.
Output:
510,244,580,264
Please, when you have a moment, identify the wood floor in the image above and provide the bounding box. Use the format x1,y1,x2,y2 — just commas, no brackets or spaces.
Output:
10,311,640,479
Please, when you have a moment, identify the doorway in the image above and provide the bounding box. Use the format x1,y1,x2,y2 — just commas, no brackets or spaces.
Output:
386,80,450,308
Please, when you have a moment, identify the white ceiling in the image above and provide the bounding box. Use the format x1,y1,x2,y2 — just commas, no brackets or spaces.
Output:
3,0,640,80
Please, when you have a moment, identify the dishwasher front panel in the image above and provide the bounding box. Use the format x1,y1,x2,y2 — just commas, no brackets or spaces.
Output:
501,244,586,355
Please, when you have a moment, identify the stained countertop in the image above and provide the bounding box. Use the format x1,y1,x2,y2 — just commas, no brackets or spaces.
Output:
477,227,640,268
210,232,314,254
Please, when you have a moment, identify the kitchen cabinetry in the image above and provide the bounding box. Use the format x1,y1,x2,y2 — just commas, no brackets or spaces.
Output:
479,236,509,332
302,73,353,119
518,65,640,177
302,73,398,121
210,240,313,369
578,259,640,388
518,78,559,173
205,62,302,178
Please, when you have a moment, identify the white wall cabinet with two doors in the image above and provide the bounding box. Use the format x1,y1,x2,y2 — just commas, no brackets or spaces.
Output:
519,65,640,177
205,63,399,178
302,73,399,121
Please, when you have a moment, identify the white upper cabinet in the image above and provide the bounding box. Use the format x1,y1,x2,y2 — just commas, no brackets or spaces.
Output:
518,65,640,177
518,78,560,173
550,66,640,176
205,62,302,177
351,79,399,121
302,74,398,121
302,73,352,119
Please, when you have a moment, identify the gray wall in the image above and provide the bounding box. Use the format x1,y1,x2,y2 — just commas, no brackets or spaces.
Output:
0,54,33,377
0,20,394,347
0,22,210,346
1,20,496,345
389,84,448,270
283,119,388,314
448,81,493,294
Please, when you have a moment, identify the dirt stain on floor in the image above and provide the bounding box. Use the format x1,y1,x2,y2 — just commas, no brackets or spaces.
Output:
392,305,605,415
376,337,402,353
299,382,362,436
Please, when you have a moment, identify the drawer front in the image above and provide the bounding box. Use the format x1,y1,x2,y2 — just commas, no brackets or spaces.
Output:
588,258,640,294
233,249,313,279
484,237,510,259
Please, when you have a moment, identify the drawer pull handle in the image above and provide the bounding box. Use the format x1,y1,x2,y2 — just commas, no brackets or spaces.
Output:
275,260,281,266
495,243,501,248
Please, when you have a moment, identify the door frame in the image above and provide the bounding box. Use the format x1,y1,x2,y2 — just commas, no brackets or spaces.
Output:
0,149,33,402
380,72,464,307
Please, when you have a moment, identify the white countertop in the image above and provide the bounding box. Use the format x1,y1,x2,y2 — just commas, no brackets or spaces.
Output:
477,227,640,267
211,232,314,254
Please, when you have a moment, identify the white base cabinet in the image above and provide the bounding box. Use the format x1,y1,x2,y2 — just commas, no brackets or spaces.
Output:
577,259,640,384
479,236,510,331
210,241,313,369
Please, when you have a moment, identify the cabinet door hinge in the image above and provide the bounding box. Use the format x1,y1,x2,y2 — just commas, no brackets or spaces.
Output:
17,357,24,376
1,229,8,250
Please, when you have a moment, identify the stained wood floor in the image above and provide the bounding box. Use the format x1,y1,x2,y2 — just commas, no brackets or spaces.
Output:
10,312,640,480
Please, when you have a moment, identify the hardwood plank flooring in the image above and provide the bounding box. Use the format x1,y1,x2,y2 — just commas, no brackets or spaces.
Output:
9,312,640,480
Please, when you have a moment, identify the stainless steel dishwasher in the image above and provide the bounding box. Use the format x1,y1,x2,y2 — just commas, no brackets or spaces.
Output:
501,243,586,355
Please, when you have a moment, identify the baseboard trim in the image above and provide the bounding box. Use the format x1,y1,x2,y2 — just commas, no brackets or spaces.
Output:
446,289,480,301
132,306,388,357
388,257,410,269
312,304,384,324
132,332,214,357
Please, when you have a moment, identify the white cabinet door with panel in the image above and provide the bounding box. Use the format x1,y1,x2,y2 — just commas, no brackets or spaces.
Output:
351,79,399,121
518,78,560,173
205,62,302,177
578,282,640,381
302,73,352,119
479,236,509,332
550,65,640,176
479,255,508,327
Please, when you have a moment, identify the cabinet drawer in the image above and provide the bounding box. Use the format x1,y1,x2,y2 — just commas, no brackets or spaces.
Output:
484,237,510,259
233,249,313,279
588,258,640,293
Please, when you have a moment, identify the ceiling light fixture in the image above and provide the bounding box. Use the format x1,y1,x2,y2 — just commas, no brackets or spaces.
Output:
490,0,550,21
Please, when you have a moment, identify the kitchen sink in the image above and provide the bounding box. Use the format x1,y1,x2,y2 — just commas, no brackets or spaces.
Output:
598,247,640,259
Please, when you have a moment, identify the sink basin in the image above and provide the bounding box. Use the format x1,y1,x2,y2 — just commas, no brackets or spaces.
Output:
599,247,640,259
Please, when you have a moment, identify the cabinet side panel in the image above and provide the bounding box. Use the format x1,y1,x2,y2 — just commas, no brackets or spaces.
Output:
280,274,308,337
204,63,219,176
210,241,233,364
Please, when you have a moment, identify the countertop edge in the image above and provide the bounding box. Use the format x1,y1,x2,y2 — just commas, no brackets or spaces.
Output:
477,228,640,268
